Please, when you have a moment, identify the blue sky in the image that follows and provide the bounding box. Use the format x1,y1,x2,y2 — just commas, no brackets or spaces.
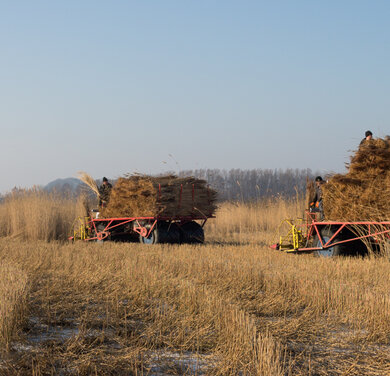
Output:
1,1,389,192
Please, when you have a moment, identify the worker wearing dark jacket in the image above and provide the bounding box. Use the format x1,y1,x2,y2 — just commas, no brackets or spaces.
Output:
360,130,373,146
310,176,325,220
98,177,112,208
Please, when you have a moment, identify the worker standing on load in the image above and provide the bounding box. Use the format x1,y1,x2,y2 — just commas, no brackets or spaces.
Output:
310,176,325,220
360,130,373,146
98,177,112,208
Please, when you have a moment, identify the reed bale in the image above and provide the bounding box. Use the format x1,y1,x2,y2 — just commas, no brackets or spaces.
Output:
322,138,390,221
100,174,218,218
101,176,157,218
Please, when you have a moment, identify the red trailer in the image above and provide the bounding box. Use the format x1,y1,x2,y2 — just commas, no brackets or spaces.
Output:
272,212,390,257
70,214,212,244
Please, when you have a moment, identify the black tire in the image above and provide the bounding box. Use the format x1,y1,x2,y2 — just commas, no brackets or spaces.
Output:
160,222,181,244
312,228,343,257
139,222,180,244
180,221,205,244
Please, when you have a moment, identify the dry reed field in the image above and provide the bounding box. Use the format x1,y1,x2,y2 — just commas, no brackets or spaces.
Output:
1,193,390,375
0,189,87,241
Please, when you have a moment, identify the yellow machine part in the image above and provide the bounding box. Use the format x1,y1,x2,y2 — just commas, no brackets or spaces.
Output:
277,219,305,252
72,217,91,240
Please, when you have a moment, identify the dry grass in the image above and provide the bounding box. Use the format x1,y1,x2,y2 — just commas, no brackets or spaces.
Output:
1,195,390,374
1,240,390,374
0,189,87,241
208,196,305,244
0,262,28,350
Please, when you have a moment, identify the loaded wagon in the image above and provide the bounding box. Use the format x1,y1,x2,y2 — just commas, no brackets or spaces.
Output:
70,214,211,244
71,174,217,244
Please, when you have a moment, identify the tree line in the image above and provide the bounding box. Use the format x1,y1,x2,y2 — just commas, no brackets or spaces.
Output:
0,168,318,203
178,168,317,202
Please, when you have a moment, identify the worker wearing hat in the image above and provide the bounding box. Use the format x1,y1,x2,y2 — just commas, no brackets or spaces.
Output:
310,176,325,220
98,177,112,208
360,130,373,146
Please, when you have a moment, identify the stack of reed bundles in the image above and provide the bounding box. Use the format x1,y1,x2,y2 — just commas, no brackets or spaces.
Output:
100,174,218,218
322,138,390,221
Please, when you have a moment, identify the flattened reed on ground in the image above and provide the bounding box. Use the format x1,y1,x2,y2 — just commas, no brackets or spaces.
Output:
1,200,390,375
2,238,390,375
0,262,28,350
101,174,218,218
323,138,390,221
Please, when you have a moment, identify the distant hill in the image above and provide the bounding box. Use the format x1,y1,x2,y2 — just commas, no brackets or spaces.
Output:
44,178,83,195
44,177,109,198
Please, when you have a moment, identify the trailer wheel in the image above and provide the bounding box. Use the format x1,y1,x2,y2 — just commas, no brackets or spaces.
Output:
140,228,159,244
180,221,205,244
313,228,343,257
160,223,181,244
139,223,181,244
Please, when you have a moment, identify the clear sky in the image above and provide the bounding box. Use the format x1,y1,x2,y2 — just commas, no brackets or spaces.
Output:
1,1,389,192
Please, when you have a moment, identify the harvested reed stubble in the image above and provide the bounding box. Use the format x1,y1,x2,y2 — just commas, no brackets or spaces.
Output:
0,262,28,349
100,174,218,218
323,138,390,221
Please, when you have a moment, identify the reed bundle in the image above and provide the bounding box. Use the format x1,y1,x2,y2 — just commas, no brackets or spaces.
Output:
100,174,217,218
323,138,390,221
77,171,99,198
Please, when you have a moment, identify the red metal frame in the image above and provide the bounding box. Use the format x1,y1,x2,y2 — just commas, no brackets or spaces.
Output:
83,215,211,242
296,211,390,252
